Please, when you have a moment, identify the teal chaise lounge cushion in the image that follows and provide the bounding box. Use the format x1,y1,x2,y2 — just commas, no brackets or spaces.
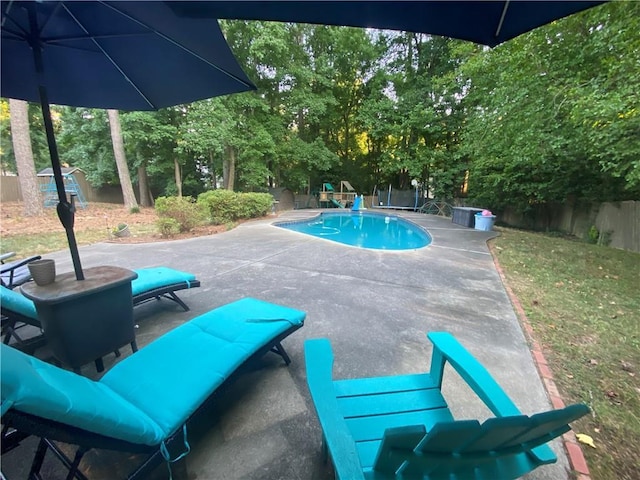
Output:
1,285,38,321
2,298,305,454
130,267,196,297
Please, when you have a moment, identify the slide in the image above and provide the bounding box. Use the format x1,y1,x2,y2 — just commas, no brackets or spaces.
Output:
330,198,345,208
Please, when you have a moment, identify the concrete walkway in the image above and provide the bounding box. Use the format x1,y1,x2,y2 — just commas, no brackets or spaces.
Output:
2,210,570,479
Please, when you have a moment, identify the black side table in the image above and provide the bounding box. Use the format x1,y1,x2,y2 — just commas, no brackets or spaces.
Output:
22,266,138,373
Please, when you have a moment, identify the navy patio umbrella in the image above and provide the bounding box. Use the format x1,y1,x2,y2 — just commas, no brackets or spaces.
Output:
1,1,256,281
170,1,606,48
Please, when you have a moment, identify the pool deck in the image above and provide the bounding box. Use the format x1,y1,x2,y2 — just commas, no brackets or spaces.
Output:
2,210,574,479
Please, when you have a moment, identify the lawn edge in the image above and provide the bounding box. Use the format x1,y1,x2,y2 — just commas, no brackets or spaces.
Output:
488,242,592,480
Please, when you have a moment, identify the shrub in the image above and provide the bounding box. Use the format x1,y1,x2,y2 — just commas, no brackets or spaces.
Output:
587,225,599,244
155,196,205,232
198,190,240,224
238,193,274,218
156,218,181,238
129,206,140,214
198,190,274,225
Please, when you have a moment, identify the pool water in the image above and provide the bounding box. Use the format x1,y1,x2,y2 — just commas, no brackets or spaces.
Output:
275,212,431,250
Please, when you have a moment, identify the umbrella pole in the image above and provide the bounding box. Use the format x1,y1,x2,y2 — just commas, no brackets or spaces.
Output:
28,4,84,281
39,96,85,281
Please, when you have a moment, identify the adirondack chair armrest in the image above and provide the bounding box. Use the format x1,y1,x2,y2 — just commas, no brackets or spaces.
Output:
304,339,366,480
427,332,522,418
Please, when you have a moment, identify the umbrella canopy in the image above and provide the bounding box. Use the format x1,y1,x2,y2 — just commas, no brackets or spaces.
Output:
1,1,256,109
170,0,606,47
1,1,256,281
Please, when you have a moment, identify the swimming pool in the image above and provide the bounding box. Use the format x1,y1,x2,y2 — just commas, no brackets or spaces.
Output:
275,211,431,250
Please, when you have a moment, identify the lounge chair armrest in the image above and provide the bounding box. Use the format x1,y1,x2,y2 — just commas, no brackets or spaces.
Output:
1,255,42,289
304,339,365,480
0,255,41,274
0,252,17,263
427,332,522,418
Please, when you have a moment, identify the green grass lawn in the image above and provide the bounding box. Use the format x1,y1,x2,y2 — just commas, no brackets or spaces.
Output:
0,224,158,259
492,228,640,480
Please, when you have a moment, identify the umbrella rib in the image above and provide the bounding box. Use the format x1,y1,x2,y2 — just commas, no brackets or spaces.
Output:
101,2,255,90
1,1,32,39
60,3,156,109
495,0,510,38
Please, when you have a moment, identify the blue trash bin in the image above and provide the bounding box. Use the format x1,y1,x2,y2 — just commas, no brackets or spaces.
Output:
474,213,496,231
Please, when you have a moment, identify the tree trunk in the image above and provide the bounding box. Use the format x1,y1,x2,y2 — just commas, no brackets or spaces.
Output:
223,144,235,191
9,99,43,216
209,151,217,189
107,109,138,210
174,159,182,197
137,163,153,207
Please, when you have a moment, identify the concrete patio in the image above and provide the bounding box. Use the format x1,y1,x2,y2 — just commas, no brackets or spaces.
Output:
2,210,571,479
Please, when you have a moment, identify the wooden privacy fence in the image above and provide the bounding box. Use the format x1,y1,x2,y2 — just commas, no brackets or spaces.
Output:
0,175,124,204
499,200,639,253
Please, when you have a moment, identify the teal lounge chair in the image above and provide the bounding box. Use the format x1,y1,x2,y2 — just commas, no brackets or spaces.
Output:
129,266,200,312
305,332,589,480
1,267,201,369
1,267,200,341
1,297,306,479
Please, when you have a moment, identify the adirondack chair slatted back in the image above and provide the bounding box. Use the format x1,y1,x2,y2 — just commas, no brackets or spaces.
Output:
373,425,427,474
401,420,485,477
493,404,590,450
371,404,590,478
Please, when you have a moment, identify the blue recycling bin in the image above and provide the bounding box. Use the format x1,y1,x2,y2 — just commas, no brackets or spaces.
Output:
474,213,496,231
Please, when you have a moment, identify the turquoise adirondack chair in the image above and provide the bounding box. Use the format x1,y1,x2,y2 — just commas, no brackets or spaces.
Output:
305,332,589,480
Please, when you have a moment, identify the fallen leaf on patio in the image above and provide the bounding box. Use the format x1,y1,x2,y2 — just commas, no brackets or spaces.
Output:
576,433,596,448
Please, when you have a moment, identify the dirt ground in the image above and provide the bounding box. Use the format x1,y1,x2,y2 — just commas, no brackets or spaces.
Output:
0,201,226,242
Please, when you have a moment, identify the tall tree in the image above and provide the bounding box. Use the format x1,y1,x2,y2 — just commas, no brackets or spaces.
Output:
9,99,43,216
461,1,639,214
107,109,138,209
121,109,181,200
58,108,117,186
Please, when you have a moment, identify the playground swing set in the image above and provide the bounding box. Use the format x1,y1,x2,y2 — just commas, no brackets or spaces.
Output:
317,181,358,209
38,168,87,209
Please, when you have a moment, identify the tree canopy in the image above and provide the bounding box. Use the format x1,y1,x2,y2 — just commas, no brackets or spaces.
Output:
1,1,636,215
